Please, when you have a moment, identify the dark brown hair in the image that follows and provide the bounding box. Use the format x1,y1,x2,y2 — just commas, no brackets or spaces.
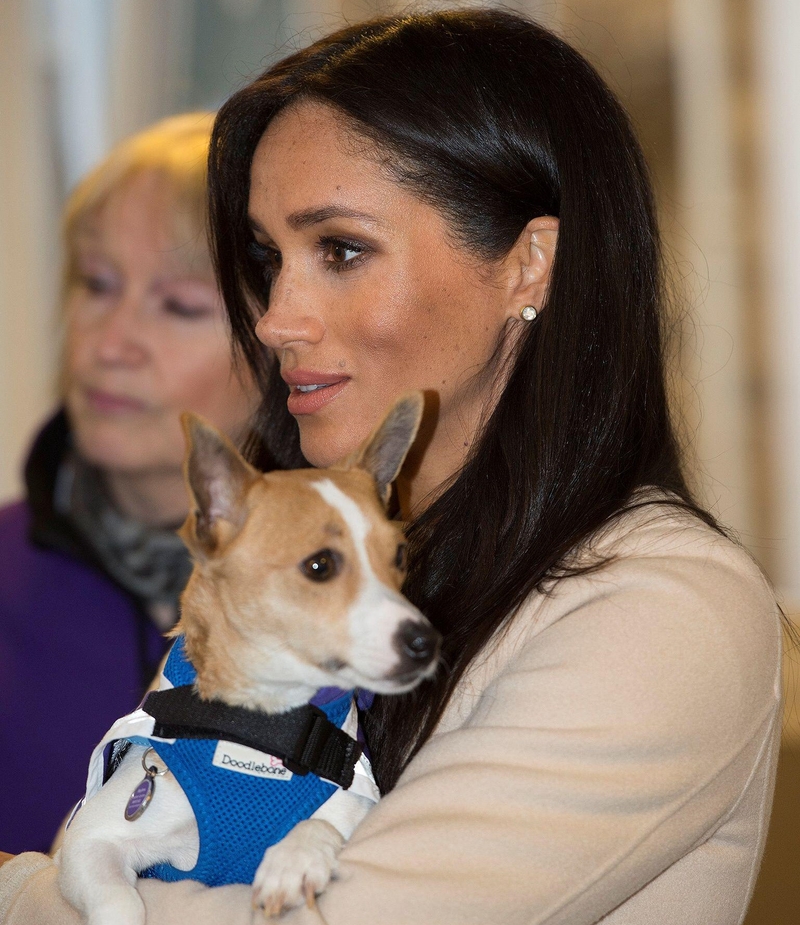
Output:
207,9,715,791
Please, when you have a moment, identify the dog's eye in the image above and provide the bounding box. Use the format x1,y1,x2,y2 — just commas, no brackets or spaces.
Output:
395,543,407,571
300,548,340,582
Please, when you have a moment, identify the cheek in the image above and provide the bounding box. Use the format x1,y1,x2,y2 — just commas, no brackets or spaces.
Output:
62,312,94,381
249,570,354,659
154,335,247,412
343,269,441,364
346,269,483,388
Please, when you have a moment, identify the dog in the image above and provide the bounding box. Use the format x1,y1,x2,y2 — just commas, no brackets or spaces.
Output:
56,392,440,924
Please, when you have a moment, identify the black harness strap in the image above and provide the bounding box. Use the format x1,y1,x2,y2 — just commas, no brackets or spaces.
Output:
142,686,361,789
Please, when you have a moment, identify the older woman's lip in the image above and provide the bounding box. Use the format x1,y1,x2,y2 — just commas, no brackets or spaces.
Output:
84,388,149,413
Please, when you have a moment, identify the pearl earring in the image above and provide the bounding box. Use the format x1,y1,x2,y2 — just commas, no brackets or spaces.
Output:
520,305,537,321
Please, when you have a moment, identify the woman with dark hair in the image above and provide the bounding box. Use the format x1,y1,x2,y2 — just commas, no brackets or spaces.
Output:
0,9,780,925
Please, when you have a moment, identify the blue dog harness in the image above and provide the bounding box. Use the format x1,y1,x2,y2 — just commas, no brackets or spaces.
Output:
79,638,377,888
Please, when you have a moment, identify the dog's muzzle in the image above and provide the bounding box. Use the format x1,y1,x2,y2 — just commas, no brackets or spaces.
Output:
391,619,441,679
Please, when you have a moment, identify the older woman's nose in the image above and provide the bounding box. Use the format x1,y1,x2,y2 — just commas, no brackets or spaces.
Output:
93,294,149,366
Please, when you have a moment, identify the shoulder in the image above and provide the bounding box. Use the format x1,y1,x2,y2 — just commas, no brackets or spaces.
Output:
0,498,30,538
0,499,38,576
0,497,139,625
473,500,779,745
0,496,73,581
549,499,780,662
445,501,780,746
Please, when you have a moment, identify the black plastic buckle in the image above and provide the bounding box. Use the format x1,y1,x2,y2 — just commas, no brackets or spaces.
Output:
282,705,328,775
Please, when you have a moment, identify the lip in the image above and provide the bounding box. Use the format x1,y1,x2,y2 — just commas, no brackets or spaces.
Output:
283,370,350,416
84,388,149,414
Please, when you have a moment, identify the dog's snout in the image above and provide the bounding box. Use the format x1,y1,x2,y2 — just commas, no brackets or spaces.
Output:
394,619,441,675
401,624,437,661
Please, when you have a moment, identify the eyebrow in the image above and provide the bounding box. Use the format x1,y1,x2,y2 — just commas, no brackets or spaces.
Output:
248,205,386,235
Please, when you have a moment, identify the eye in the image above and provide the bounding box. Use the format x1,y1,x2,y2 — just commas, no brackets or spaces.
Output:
319,237,367,271
163,298,210,320
395,543,407,571
79,273,115,296
300,548,340,582
248,240,281,280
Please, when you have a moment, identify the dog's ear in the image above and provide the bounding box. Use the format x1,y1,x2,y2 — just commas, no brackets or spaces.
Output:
338,392,424,506
179,412,260,556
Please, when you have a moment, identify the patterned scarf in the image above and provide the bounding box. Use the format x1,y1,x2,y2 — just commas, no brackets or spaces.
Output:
56,453,193,624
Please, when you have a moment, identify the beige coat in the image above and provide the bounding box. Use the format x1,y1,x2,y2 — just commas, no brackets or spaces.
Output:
0,503,782,924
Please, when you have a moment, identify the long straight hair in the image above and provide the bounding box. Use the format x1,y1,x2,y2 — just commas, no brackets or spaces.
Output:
208,9,715,791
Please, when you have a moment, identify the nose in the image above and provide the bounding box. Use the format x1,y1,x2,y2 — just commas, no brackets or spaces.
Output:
93,295,148,366
254,277,325,351
393,619,442,677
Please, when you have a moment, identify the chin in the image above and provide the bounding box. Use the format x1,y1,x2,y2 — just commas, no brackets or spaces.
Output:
298,433,344,470
297,417,371,469
72,425,175,476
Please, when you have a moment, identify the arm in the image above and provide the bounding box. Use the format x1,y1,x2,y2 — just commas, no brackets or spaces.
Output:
282,537,781,925
0,531,781,925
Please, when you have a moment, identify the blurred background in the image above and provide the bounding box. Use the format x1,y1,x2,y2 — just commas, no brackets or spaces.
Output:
0,0,797,917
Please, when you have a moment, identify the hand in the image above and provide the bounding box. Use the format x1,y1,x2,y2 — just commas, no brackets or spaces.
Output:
0,852,15,867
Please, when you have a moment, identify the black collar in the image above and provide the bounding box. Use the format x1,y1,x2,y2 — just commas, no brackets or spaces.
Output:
25,410,101,568
142,686,362,789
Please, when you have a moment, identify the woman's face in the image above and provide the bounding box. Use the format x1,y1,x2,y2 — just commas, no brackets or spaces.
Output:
250,101,521,495
64,170,257,476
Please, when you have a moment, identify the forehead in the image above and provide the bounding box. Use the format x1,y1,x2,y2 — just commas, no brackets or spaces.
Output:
249,101,411,224
256,469,398,541
73,172,212,275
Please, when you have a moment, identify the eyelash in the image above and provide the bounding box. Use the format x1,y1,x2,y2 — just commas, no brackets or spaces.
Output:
78,275,207,320
318,236,368,272
248,237,368,279
163,299,209,320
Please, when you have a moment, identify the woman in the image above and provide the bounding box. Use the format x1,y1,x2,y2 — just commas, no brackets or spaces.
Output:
0,10,780,924
0,113,257,854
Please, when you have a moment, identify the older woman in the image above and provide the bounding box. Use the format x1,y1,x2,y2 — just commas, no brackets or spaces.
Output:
0,10,781,925
0,113,256,854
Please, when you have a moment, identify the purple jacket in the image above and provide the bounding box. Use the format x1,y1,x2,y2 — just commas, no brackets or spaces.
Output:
0,413,170,853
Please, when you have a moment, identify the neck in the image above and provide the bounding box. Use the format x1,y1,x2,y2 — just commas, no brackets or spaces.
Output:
396,404,482,520
183,617,333,714
198,669,322,715
105,469,189,527
398,338,516,519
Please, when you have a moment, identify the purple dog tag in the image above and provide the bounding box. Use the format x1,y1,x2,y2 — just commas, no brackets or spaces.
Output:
124,748,167,822
125,770,156,821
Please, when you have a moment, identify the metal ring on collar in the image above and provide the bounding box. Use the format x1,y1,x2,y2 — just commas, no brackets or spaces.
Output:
141,746,169,776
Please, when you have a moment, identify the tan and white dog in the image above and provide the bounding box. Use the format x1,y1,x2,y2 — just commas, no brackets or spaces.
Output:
57,392,440,924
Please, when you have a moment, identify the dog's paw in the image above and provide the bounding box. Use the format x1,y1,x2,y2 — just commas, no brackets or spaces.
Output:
252,819,343,918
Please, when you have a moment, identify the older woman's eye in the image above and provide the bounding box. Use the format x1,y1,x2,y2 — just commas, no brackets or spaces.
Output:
79,273,115,296
163,298,210,320
320,237,366,271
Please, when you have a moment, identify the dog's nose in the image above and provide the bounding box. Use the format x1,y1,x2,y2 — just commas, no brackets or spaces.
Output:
393,619,441,674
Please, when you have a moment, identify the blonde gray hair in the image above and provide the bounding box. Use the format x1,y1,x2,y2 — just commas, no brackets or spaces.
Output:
63,112,216,294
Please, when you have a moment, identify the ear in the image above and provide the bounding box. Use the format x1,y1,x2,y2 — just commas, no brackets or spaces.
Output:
336,392,424,506
506,215,559,318
179,412,260,556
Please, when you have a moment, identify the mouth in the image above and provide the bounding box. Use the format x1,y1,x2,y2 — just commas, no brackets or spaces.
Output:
316,657,418,686
332,661,437,696
84,388,149,414
283,372,350,416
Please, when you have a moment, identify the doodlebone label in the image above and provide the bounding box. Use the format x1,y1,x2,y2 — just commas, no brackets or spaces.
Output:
212,741,293,780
